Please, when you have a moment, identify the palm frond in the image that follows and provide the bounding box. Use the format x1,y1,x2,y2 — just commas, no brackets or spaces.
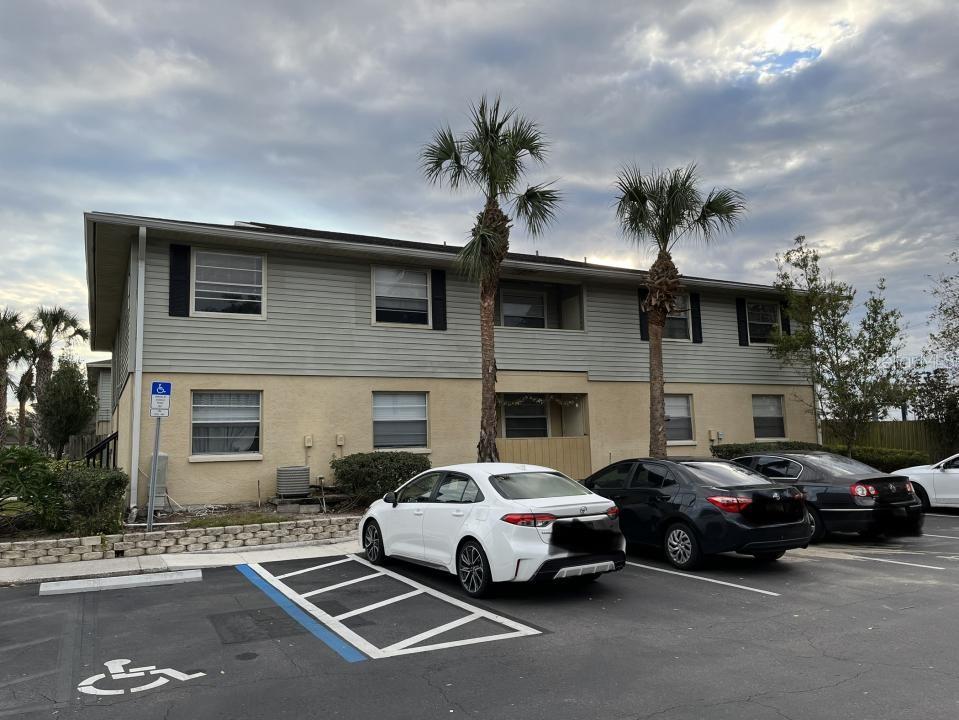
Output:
456,224,509,285
691,187,747,240
513,182,561,237
615,164,657,247
420,125,469,189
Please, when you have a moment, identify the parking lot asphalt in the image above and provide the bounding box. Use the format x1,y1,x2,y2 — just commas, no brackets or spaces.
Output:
6,514,959,720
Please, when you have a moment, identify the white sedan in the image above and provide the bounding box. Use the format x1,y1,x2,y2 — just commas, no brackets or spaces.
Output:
359,463,626,597
896,453,959,509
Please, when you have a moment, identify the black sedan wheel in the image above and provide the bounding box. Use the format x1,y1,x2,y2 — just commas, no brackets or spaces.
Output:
807,506,826,543
664,523,703,570
363,521,387,565
457,540,492,598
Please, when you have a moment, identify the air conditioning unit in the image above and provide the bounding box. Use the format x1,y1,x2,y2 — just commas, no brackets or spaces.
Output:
276,466,310,498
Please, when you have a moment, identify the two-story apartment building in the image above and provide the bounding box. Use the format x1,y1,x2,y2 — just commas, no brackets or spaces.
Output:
84,212,815,509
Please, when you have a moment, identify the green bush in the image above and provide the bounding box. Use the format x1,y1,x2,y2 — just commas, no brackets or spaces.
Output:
709,440,927,473
330,451,431,504
710,441,823,460
55,463,128,536
0,446,64,531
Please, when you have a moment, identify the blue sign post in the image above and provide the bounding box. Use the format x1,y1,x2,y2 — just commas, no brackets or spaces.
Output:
147,382,172,531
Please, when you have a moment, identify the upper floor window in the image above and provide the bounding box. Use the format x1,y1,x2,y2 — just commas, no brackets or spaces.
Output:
373,267,430,325
496,280,584,330
192,250,264,317
752,394,786,439
665,294,691,340
746,301,781,344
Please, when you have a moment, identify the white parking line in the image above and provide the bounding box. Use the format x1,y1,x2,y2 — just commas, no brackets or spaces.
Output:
847,556,945,570
924,514,959,518
625,561,781,597
923,534,959,540
246,555,540,660
275,558,353,580
301,573,379,597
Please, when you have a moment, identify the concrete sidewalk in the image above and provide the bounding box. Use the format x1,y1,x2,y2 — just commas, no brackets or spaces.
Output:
0,538,362,586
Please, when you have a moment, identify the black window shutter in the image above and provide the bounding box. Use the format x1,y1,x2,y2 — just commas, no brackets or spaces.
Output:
780,301,792,335
638,288,649,341
690,292,703,344
169,244,191,317
735,297,749,346
431,269,447,331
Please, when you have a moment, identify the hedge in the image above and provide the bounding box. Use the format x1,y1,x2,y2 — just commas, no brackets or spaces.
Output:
709,441,927,473
329,451,431,504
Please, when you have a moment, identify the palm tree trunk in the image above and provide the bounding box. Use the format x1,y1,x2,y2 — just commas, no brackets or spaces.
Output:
0,372,7,441
477,277,500,462
35,350,53,404
17,399,27,445
648,307,668,458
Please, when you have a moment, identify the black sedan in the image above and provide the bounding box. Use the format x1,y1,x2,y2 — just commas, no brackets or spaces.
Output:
583,458,811,570
733,451,924,540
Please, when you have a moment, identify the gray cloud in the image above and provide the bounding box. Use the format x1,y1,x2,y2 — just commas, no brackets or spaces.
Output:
1,0,957,390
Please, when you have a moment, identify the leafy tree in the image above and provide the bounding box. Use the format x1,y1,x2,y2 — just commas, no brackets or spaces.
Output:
911,368,959,459
0,308,32,440
928,250,958,379
35,355,96,459
32,306,89,404
615,165,745,458
770,236,910,455
15,362,35,446
421,96,561,461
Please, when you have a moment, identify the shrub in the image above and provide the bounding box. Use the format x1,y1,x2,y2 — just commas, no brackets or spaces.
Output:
56,463,128,536
0,446,64,531
330,451,431,504
709,440,927,473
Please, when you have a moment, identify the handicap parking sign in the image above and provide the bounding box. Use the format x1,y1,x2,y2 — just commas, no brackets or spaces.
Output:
151,382,171,396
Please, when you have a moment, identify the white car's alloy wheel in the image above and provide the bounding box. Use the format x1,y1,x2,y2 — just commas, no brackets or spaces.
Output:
458,543,486,596
364,522,385,564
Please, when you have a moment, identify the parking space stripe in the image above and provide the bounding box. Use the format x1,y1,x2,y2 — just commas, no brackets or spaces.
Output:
386,630,534,657
236,564,369,663
334,590,424,620
383,614,480,652
274,558,353,579
923,533,959,540
625,561,781,597
300,573,379,597
847,556,945,570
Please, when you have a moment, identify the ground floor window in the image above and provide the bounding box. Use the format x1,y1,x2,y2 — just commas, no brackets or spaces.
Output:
373,392,428,448
752,394,786,438
665,394,694,442
501,395,549,437
498,394,587,438
191,391,261,455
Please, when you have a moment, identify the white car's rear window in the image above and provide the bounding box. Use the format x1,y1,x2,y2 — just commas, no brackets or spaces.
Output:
489,472,591,499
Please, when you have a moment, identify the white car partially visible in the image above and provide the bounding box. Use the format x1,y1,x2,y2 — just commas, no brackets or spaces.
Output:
359,463,626,597
895,453,959,509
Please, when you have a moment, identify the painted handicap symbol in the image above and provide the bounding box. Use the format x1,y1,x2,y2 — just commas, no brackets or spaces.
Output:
78,658,206,696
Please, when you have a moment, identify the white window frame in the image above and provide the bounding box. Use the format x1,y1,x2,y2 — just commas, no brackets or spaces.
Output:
188,390,263,462
372,391,430,452
500,394,552,438
370,266,432,329
190,248,267,320
663,293,692,342
665,393,696,446
752,394,787,440
499,289,548,329
746,299,782,345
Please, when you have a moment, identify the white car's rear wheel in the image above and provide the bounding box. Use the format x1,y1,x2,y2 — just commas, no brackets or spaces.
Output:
363,521,388,565
457,540,492,598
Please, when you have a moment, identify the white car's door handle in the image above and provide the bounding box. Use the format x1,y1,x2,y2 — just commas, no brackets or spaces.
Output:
413,509,424,516
451,510,465,517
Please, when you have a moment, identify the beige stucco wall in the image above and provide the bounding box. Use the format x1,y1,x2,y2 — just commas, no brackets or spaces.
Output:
127,371,817,506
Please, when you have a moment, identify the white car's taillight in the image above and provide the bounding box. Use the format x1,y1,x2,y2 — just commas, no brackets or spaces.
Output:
500,513,556,528
606,506,620,519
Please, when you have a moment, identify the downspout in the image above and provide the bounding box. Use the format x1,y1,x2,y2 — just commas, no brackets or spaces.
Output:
128,226,147,511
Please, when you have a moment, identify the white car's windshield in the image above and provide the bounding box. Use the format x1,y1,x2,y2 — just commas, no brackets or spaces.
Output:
488,471,591,499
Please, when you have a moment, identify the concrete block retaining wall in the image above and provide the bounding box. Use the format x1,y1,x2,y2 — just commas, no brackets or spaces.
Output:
0,516,360,567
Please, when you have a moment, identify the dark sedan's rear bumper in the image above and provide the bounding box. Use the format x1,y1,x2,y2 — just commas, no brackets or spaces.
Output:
820,500,923,533
701,518,812,556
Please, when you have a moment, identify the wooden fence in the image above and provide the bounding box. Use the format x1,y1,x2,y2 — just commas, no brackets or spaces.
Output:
822,421,940,457
496,436,592,480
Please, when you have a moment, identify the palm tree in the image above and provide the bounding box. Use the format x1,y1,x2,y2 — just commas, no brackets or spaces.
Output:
421,96,561,461
32,306,89,403
14,338,37,445
615,164,746,458
0,308,31,441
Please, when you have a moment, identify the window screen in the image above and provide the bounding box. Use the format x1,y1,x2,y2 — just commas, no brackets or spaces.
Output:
752,395,786,438
373,392,428,448
374,267,429,325
665,395,693,441
192,391,261,455
193,251,263,315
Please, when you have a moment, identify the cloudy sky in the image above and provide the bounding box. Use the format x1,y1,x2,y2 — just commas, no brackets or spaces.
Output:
1,0,957,387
